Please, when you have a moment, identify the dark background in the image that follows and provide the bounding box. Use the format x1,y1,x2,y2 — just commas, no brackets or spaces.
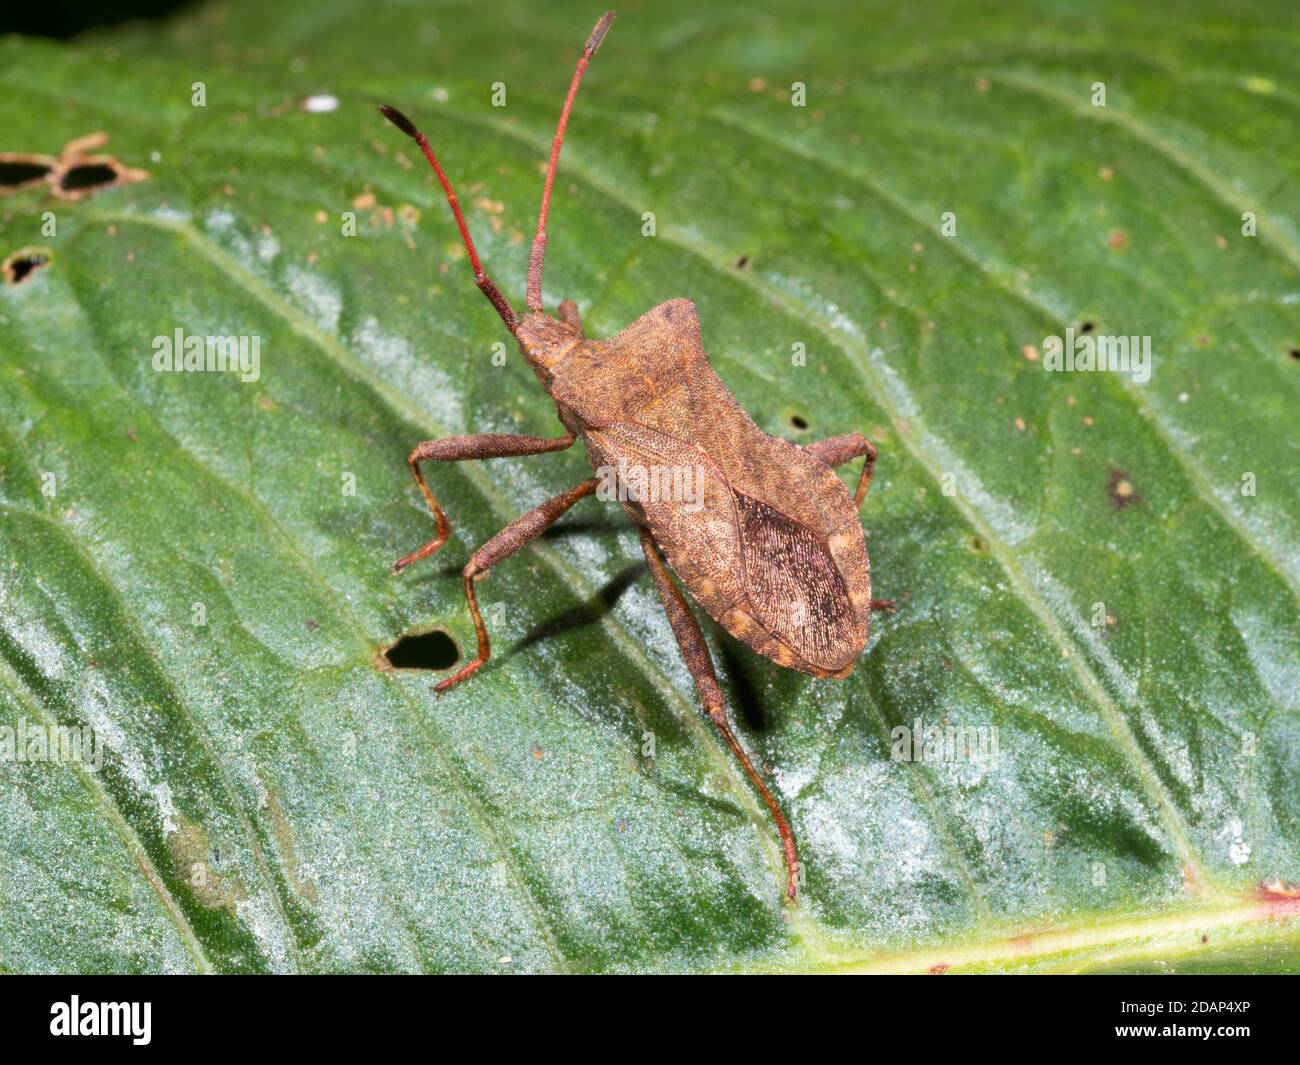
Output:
0,0,187,38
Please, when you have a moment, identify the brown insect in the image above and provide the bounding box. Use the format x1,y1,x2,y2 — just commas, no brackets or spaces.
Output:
379,10,888,901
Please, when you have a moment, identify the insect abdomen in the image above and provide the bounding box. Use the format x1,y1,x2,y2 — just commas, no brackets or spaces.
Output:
566,297,871,677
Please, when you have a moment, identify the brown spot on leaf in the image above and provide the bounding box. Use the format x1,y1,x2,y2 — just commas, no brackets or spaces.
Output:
261,777,319,906
1108,468,1143,509
167,817,246,914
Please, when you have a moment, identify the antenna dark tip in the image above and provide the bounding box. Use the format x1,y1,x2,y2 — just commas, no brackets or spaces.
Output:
378,104,419,139
586,11,615,55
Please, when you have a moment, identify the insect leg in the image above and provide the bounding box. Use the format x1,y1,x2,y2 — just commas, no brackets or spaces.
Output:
805,435,894,611
393,432,575,574
804,432,878,508
435,477,600,693
638,528,801,902
557,299,584,335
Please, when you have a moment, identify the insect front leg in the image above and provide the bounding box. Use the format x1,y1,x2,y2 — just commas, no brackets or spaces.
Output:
435,477,600,693
393,432,576,574
638,529,801,902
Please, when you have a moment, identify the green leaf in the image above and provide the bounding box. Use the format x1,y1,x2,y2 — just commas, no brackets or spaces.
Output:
1,0,1297,973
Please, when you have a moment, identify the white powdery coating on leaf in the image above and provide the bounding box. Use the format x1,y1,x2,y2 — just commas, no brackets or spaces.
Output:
772,762,816,800
203,208,256,267
285,264,342,334
235,893,294,972
769,274,864,342
351,316,462,431
257,232,280,265
82,703,180,834
8,617,70,681
1219,818,1251,866
148,204,191,224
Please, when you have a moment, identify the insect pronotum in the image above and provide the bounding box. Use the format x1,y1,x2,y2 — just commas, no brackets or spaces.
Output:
379,10,888,902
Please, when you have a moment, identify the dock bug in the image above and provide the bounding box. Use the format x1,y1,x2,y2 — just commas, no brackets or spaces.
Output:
378,10,888,901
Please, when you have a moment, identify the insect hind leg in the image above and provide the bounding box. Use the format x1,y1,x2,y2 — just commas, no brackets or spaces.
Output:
638,528,801,902
804,432,878,509
805,434,893,612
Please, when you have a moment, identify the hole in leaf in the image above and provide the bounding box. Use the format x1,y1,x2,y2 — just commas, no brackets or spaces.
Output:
1288,347,1299,362
0,160,53,189
3,247,51,285
1079,320,1095,334
383,629,459,671
733,254,751,270
59,163,121,194
790,414,809,430
966,534,989,555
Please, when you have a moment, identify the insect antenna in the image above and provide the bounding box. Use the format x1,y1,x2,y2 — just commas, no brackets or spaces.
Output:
525,10,615,314
378,103,519,334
